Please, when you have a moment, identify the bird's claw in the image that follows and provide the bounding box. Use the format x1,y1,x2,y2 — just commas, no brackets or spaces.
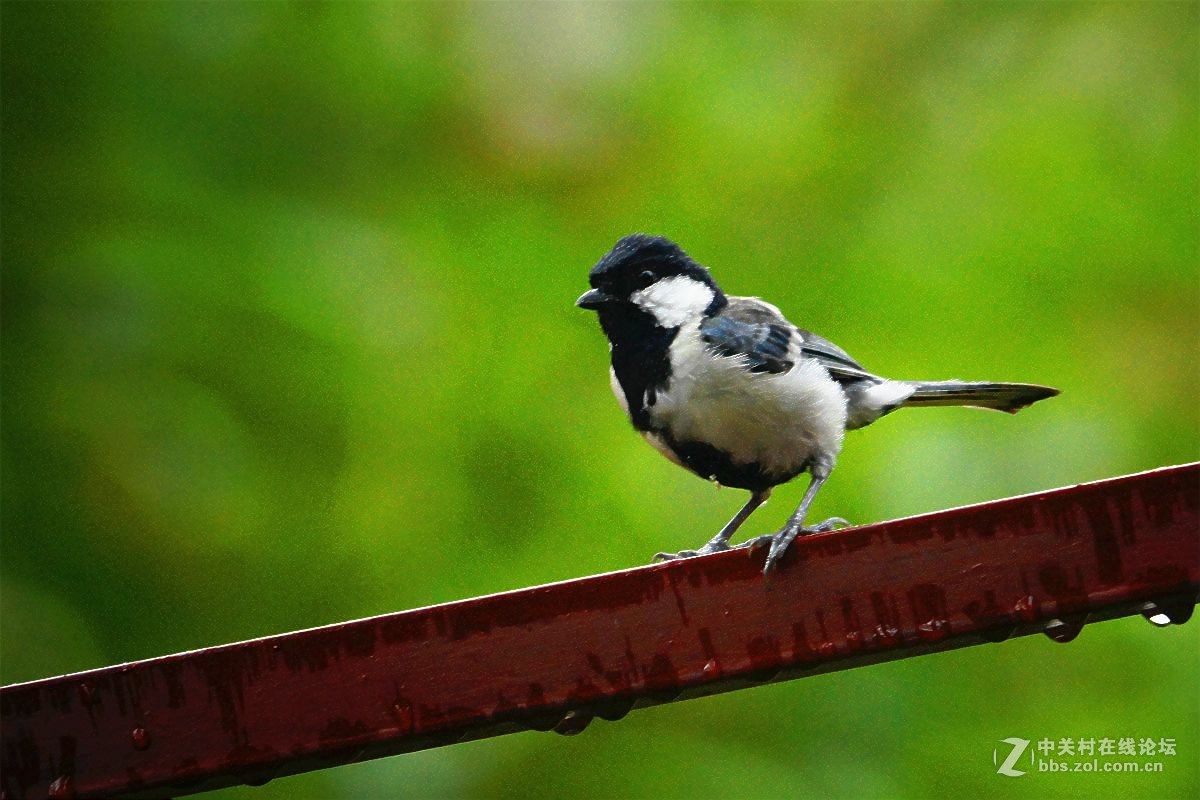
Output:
740,533,777,552
652,540,731,562
803,517,851,534
656,516,851,569
747,517,852,574
740,516,850,551
653,549,698,561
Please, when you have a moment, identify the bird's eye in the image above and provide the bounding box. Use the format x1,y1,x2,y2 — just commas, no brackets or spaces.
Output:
638,269,656,286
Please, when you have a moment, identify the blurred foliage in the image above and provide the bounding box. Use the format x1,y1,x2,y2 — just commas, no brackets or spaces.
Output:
2,2,1198,799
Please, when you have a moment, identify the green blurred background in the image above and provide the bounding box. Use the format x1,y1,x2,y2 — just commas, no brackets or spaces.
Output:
2,1,1197,798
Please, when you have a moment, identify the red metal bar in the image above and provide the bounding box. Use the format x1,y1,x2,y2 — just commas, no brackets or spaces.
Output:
3,464,1198,799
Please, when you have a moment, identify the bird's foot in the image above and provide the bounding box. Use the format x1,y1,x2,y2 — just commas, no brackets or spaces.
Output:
652,540,731,562
803,516,851,534
740,517,849,551
739,533,778,552
742,517,851,573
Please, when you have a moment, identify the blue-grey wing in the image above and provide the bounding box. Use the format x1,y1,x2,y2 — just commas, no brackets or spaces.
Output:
704,296,881,384
795,328,880,385
699,312,794,374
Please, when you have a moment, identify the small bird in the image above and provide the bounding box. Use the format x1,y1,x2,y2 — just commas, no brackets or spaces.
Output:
577,234,1059,573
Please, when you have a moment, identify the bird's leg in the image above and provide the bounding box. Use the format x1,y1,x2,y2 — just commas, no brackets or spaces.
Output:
745,470,849,573
653,489,771,562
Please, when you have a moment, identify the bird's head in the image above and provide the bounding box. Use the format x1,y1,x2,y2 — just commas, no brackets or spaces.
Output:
576,234,727,329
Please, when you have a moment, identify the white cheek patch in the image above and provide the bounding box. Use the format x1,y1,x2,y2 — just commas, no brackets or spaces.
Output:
631,276,715,328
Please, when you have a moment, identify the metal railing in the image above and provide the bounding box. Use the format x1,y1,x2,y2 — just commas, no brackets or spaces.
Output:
3,463,1197,799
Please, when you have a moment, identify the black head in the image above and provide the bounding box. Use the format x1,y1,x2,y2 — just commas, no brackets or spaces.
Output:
575,235,727,323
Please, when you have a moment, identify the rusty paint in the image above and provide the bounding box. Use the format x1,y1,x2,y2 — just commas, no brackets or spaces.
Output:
2,464,1198,800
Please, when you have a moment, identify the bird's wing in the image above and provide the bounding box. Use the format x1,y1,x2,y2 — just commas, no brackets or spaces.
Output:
699,297,795,374
704,297,881,384
794,328,880,385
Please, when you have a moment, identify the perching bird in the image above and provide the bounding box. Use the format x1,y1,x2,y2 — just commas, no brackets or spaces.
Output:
576,234,1059,574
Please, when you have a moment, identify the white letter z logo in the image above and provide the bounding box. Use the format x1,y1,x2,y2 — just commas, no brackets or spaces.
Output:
995,737,1030,777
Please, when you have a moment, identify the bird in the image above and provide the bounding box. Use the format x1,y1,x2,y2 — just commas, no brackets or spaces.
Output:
576,234,1059,574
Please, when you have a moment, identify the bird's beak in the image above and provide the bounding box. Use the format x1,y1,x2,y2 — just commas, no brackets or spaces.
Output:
575,288,614,310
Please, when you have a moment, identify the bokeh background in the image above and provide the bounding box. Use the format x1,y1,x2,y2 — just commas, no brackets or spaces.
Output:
3,2,1198,798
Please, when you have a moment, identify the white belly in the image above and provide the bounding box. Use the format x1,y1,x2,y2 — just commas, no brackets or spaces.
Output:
642,323,848,478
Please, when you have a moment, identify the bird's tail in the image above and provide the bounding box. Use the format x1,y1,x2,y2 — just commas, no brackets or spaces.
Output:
900,381,1059,414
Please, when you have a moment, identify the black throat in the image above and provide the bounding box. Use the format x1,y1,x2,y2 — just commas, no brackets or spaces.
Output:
597,305,678,431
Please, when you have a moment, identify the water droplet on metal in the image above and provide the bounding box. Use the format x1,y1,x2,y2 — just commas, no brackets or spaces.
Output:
1163,604,1194,625
1042,614,1087,643
553,710,593,736
1013,595,1038,622
131,727,150,751
1142,599,1195,626
77,681,94,708
873,624,901,648
916,619,949,642
48,776,75,800
817,641,836,657
131,724,151,753
702,658,718,675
